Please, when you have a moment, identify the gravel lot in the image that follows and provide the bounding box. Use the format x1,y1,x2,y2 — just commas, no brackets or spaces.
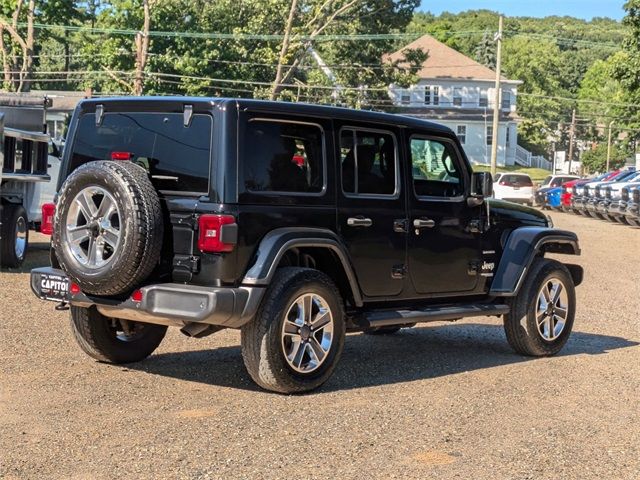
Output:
1,211,638,480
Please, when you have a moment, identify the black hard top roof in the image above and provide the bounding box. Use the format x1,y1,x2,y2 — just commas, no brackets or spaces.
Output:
78,96,453,135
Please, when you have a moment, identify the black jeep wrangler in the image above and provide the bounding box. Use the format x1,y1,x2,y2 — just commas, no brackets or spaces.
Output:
30,98,583,393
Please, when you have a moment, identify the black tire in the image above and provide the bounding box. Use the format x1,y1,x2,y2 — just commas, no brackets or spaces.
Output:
364,326,402,335
241,267,346,394
53,161,163,296
0,204,29,268
504,258,575,356
70,306,167,363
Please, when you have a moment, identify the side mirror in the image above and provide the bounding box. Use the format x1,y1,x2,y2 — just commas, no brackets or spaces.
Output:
468,171,493,206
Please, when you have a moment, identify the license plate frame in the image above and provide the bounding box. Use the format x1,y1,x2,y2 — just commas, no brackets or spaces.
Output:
38,271,70,302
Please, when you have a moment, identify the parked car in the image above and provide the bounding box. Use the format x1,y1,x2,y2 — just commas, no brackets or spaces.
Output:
624,185,640,226
585,169,636,219
493,173,535,205
29,97,583,393
570,173,612,215
600,172,640,222
545,187,563,210
540,174,579,189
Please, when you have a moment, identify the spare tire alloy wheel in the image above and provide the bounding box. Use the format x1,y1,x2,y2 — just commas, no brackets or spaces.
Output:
281,293,335,373
54,161,163,296
65,186,121,269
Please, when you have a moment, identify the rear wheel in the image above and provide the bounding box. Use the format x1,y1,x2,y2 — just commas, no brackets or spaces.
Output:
0,204,29,268
504,258,575,356
70,306,167,363
241,268,345,394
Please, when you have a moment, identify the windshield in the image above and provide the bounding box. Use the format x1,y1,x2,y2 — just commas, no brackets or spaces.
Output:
613,170,637,182
542,176,552,185
70,112,213,193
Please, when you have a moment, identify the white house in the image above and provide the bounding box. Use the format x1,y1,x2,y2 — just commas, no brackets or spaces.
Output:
385,34,548,169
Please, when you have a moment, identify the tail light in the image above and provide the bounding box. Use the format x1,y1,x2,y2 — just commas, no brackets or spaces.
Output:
111,151,132,160
131,289,143,302
197,214,237,253
41,203,55,235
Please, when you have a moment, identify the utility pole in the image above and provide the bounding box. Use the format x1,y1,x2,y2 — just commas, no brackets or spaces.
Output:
606,120,614,172
490,15,503,177
567,108,576,174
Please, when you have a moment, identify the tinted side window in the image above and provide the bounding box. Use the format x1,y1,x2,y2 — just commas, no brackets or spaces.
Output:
341,129,397,196
244,120,324,194
71,113,212,193
410,137,463,198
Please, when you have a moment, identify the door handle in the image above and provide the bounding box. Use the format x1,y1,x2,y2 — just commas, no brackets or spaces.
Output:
347,216,373,228
413,218,435,229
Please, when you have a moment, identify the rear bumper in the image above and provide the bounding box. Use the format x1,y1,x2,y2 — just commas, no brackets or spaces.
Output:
30,267,264,329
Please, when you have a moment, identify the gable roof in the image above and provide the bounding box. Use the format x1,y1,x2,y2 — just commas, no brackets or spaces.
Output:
386,34,519,83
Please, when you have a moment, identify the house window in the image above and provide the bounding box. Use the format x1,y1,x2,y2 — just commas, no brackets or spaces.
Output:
479,89,488,107
502,90,511,110
456,125,467,144
486,125,493,146
505,125,510,146
433,86,440,105
424,86,431,105
401,90,411,105
453,87,463,107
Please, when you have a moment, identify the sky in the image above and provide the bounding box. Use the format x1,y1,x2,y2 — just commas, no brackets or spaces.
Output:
420,0,625,21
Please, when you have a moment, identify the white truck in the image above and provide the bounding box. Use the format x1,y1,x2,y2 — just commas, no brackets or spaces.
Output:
0,96,61,267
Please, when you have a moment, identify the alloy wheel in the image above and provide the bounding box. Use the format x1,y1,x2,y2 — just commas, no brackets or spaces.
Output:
281,293,334,373
535,278,569,341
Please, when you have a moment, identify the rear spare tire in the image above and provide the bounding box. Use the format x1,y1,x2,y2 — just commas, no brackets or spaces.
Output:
53,161,163,296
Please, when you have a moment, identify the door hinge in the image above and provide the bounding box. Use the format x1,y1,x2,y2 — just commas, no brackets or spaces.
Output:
391,264,407,279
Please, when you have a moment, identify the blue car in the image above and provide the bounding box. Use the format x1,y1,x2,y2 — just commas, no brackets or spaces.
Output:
546,187,563,210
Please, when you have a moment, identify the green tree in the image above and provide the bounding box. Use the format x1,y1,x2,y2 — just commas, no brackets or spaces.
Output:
580,143,627,173
474,30,495,69
611,0,640,148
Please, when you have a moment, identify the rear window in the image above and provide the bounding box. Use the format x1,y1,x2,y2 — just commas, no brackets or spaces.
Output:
502,174,533,186
70,112,212,193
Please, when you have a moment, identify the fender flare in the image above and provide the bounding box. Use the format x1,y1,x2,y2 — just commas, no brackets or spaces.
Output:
242,227,363,307
490,227,581,297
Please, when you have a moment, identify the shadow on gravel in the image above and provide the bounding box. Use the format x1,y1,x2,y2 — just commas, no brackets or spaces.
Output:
128,323,638,393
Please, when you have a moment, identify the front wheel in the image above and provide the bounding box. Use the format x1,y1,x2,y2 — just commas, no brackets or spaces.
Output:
70,306,167,363
241,268,345,394
503,258,576,356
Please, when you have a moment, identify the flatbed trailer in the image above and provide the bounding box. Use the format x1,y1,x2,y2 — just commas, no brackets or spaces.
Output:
1,96,60,268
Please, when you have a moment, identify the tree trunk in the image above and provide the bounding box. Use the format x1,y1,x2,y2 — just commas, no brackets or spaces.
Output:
134,0,151,96
20,0,35,92
270,0,298,101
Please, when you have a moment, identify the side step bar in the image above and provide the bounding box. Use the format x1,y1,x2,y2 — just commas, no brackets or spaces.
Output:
359,303,510,329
